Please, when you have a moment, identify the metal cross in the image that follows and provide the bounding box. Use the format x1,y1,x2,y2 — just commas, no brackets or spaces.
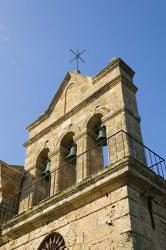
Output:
70,49,86,73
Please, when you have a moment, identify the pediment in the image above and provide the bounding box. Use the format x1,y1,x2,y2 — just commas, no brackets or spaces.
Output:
27,57,135,132
27,71,92,131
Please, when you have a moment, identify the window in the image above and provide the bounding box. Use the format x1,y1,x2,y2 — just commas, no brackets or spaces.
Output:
38,232,67,250
102,145,109,167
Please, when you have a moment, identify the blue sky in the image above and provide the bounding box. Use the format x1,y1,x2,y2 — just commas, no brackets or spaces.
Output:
0,0,166,165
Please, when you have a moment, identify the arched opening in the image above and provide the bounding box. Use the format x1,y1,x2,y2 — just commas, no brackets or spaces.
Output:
59,132,77,191
33,148,51,206
86,114,109,175
38,232,67,250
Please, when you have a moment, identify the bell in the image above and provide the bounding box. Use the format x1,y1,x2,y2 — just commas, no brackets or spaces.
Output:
96,126,107,146
42,160,51,179
67,144,77,161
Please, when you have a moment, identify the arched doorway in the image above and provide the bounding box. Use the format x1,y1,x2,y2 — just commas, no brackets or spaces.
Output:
38,232,67,250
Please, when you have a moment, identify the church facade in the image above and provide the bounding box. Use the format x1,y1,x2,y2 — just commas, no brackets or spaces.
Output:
0,58,166,250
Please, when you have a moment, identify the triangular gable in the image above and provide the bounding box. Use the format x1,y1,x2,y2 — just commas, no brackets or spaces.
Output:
27,71,92,131
27,58,135,132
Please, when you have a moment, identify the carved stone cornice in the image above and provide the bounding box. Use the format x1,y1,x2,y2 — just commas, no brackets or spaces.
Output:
48,147,61,158
73,130,87,141
73,129,94,141
121,77,138,93
93,57,135,84
102,107,141,125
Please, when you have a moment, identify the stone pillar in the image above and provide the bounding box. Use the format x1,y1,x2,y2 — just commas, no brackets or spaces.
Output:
74,131,88,183
102,111,147,166
49,148,61,196
74,129,103,183
86,130,103,175
18,168,35,213
102,113,128,165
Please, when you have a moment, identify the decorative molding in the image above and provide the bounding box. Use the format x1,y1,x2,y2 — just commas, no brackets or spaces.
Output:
121,77,138,93
93,57,135,84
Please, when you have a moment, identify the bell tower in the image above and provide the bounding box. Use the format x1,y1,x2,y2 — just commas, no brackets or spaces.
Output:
0,58,165,250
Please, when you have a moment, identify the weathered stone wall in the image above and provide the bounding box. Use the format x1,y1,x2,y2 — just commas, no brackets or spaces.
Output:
20,58,141,214
24,82,125,172
128,185,166,250
2,186,134,250
0,161,24,201
1,163,166,250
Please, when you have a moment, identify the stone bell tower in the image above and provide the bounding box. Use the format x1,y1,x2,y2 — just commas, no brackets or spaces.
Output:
0,58,166,250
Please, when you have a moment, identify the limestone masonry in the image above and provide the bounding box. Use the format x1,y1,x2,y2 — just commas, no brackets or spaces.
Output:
0,58,166,250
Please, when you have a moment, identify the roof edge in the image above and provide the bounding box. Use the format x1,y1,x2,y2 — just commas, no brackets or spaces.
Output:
93,57,135,83
26,72,71,131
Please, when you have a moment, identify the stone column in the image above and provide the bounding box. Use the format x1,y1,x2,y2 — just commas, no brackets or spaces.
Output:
102,111,146,166
74,129,103,183
102,113,128,165
74,131,89,183
18,167,35,212
48,148,61,196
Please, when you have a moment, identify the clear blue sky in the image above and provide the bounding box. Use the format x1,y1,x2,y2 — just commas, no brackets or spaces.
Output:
0,0,166,165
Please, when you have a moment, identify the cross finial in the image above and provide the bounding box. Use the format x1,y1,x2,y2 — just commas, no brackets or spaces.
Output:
70,49,86,73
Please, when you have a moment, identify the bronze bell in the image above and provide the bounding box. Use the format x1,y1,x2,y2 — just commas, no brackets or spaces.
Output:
67,144,77,161
96,126,107,146
42,160,51,180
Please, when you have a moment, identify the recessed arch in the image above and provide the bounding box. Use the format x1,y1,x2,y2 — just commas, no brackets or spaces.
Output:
58,131,77,191
32,147,51,206
85,112,109,175
64,82,76,114
60,131,75,149
87,113,103,131
56,124,81,148
82,106,110,130
36,148,50,172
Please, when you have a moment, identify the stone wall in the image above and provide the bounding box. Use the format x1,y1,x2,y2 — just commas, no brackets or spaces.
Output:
0,161,24,201
128,185,166,250
2,186,134,250
1,160,166,250
19,58,141,213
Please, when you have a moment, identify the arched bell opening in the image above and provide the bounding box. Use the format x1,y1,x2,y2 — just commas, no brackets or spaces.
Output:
59,132,77,191
86,114,109,174
33,148,51,206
